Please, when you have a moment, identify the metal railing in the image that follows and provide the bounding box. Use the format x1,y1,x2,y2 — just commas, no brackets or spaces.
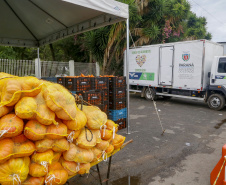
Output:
0,59,99,77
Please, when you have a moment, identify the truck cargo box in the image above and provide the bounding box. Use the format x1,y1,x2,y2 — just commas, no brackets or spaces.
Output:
129,40,223,91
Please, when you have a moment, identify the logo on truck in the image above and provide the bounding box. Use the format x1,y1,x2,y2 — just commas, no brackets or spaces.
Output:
136,55,147,67
182,52,190,61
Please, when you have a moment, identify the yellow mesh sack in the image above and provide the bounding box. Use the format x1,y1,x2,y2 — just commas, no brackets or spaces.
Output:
35,138,69,153
0,106,13,118
52,138,70,152
22,176,44,185
35,91,56,125
0,157,30,185
91,129,102,143
76,128,97,149
11,134,35,158
0,72,16,79
29,162,47,178
20,76,42,97
106,119,118,133
53,152,62,163
42,82,77,120
63,143,94,163
63,107,87,130
0,76,42,107
105,144,114,155
90,147,102,162
95,139,109,151
15,92,57,125
78,105,107,130
0,78,22,107
15,97,37,119
60,158,79,177
45,162,68,185
67,129,81,143
100,128,113,140
35,138,54,152
112,134,126,150
78,163,91,175
0,113,24,139
24,120,67,141
31,150,54,165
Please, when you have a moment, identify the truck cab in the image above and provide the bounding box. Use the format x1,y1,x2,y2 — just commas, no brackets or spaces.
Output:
207,56,226,110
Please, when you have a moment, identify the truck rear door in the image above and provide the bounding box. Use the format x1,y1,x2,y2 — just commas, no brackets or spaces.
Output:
159,46,174,85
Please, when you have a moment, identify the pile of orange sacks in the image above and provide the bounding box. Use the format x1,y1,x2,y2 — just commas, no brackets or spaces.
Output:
0,73,125,185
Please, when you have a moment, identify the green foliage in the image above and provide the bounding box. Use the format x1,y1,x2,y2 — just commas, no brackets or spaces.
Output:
185,12,211,40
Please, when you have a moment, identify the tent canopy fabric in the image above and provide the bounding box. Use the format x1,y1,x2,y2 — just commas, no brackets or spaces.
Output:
0,0,128,47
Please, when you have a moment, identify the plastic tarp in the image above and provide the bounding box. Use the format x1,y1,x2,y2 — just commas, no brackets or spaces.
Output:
0,0,128,47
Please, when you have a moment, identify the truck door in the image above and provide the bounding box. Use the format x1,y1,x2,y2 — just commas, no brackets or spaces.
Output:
212,57,226,85
159,46,174,85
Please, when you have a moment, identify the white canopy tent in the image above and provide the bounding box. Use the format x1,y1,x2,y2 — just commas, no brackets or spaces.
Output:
0,0,130,134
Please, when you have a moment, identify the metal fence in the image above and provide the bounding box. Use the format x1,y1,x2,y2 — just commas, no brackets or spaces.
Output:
74,62,97,76
0,59,35,76
0,59,98,77
41,61,69,77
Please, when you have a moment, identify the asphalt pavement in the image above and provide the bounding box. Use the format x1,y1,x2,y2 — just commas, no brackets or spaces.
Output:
70,93,226,185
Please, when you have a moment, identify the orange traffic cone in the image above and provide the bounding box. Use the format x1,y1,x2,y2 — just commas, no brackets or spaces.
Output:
210,144,226,185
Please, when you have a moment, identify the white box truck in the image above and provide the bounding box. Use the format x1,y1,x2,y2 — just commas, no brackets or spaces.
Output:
128,40,226,110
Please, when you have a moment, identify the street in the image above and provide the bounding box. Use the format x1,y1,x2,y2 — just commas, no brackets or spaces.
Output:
70,93,226,185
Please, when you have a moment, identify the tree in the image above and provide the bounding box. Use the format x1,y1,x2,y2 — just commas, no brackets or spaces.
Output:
184,12,212,40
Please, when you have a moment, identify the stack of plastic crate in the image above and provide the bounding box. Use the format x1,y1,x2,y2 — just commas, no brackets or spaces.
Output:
109,76,127,129
64,76,92,94
91,77,109,114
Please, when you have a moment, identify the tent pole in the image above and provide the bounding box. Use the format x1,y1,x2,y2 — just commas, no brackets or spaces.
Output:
37,47,41,79
126,18,130,134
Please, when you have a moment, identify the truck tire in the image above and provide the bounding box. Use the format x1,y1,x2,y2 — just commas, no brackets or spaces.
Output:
144,88,157,101
207,94,225,111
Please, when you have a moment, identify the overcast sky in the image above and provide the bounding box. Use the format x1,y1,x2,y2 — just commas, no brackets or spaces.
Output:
187,0,226,42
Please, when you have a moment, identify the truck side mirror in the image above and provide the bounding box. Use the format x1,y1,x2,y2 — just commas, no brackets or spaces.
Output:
208,72,211,78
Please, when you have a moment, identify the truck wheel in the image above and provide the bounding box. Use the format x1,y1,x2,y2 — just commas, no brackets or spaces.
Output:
144,88,157,101
207,94,225,111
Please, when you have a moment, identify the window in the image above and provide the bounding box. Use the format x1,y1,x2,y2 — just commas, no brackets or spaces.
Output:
218,58,226,73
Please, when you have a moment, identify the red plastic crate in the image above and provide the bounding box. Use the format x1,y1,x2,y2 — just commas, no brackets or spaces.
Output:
115,118,126,130
109,76,126,89
109,87,126,100
109,98,126,110
77,90,103,106
91,77,109,90
65,77,91,91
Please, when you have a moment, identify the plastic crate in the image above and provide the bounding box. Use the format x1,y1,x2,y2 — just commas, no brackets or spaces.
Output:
65,77,91,91
108,108,127,121
57,77,66,87
41,77,57,83
109,87,126,100
103,89,109,101
91,77,109,90
109,76,126,89
77,90,103,106
109,98,126,110
115,118,126,130
70,91,76,95
97,101,109,115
